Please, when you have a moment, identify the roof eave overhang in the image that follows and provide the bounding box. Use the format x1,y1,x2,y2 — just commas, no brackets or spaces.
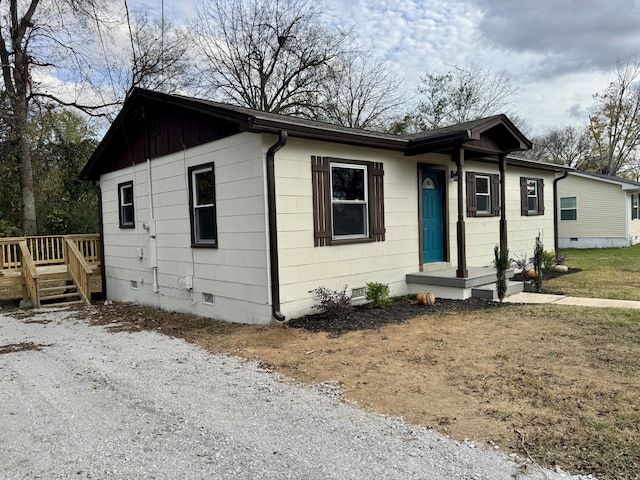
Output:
251,118,407,151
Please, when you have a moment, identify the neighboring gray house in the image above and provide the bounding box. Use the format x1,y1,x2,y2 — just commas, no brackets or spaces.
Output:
81,88,569,324
557,171,640,248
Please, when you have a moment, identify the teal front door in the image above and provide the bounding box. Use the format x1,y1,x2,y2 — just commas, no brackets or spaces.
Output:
422,170,444,263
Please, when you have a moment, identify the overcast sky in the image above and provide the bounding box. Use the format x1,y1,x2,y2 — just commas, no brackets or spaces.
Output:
132,0,640,136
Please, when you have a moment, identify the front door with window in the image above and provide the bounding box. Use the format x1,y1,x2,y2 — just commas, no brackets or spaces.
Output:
421,170,444,263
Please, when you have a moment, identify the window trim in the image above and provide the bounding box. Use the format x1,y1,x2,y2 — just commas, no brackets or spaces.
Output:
632,193,639,220
520,177,545,216
311,156,385,247
475,174,492,215
188,162,218,248
118,181,135,228
330,162,369,240
560,196,577,221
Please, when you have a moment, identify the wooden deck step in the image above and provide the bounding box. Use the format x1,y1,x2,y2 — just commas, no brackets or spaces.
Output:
40,292,80,301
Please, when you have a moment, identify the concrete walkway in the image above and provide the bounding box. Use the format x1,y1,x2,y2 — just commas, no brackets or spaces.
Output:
503,292,640,309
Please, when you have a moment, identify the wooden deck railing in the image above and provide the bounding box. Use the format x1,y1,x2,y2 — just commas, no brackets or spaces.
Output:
64,238,92,304
18,240,40,307
1,234,101,306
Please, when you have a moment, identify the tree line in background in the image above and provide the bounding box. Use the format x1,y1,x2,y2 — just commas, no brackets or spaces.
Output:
1,0,639,236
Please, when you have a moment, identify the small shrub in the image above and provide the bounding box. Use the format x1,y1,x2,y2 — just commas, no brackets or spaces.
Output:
366,281,392,307
533,233,544,292
542,250,556,271
494,244,509,303
312,285,352,322
510,252,529,286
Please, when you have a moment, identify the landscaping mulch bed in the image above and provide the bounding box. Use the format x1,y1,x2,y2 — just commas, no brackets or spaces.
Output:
287,296,502,335
513,267,582,294
288,267,583,335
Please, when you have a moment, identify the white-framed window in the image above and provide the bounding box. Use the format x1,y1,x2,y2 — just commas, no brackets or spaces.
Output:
520,177,544,216
330,163,369,239
632,193,639,220
527,179,539,213
118,181,135,228
560,196,577,221
188,163,217,246
475,175,491,214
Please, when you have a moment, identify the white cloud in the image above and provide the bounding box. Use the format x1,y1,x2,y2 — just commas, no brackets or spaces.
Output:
123,0,633,134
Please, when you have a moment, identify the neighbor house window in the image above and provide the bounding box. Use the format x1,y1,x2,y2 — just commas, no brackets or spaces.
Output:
188,163,217,247
465,172,499,217
118,181,135,228
560,196,577,221
311,156,385,246
520,177,544,215
632,194,639,220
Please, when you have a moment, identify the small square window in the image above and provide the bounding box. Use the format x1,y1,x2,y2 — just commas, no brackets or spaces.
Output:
203,293,215,305
118,181,135,228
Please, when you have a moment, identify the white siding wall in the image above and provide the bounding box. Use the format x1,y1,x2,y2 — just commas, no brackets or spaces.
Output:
557,175,628,248
274,138,441,318
100,133,271,324
456,162,556,267
273,138,557,319
101,130,562,324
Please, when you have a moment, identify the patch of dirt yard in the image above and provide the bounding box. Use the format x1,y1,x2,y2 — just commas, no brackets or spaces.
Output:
61,297,640,479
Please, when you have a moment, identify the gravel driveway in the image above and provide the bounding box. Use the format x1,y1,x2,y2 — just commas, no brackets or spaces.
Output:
0,307,589,480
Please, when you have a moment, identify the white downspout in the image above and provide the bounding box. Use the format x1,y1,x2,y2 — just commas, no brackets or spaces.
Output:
146,158,159,293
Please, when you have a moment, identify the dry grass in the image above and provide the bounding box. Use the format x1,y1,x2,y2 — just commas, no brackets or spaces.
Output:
3,246,640,478
75,301,640,480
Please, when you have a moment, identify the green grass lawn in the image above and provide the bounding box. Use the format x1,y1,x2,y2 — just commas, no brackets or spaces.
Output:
545,244,640,300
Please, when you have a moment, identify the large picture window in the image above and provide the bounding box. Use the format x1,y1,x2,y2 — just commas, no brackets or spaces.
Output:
520,177,545,216
331,163,368,239
188,163,217,247
118,181,135,228
311,156,385,246
560,196,577,221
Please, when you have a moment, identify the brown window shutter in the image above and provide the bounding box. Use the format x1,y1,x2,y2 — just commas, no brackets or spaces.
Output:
311,156,331,246
466,171,477,217
369,162,385,242
491,174,500,216
520,177,529,216
538,178,545,214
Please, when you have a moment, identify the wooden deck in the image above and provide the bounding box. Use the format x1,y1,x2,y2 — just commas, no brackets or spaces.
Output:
0,234,102,307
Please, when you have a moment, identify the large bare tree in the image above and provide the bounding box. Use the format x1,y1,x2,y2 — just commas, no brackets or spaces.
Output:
588,53,640,176
315,54,406,130
190,0,351,115
412,63,517,131
0,0,193,234
526,125,591,168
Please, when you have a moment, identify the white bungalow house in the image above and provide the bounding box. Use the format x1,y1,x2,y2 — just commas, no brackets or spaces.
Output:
81,88,569,324
556,171,640,248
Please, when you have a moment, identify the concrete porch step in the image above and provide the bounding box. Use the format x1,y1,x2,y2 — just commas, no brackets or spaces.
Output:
471,280,524,300
406,267,519,301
